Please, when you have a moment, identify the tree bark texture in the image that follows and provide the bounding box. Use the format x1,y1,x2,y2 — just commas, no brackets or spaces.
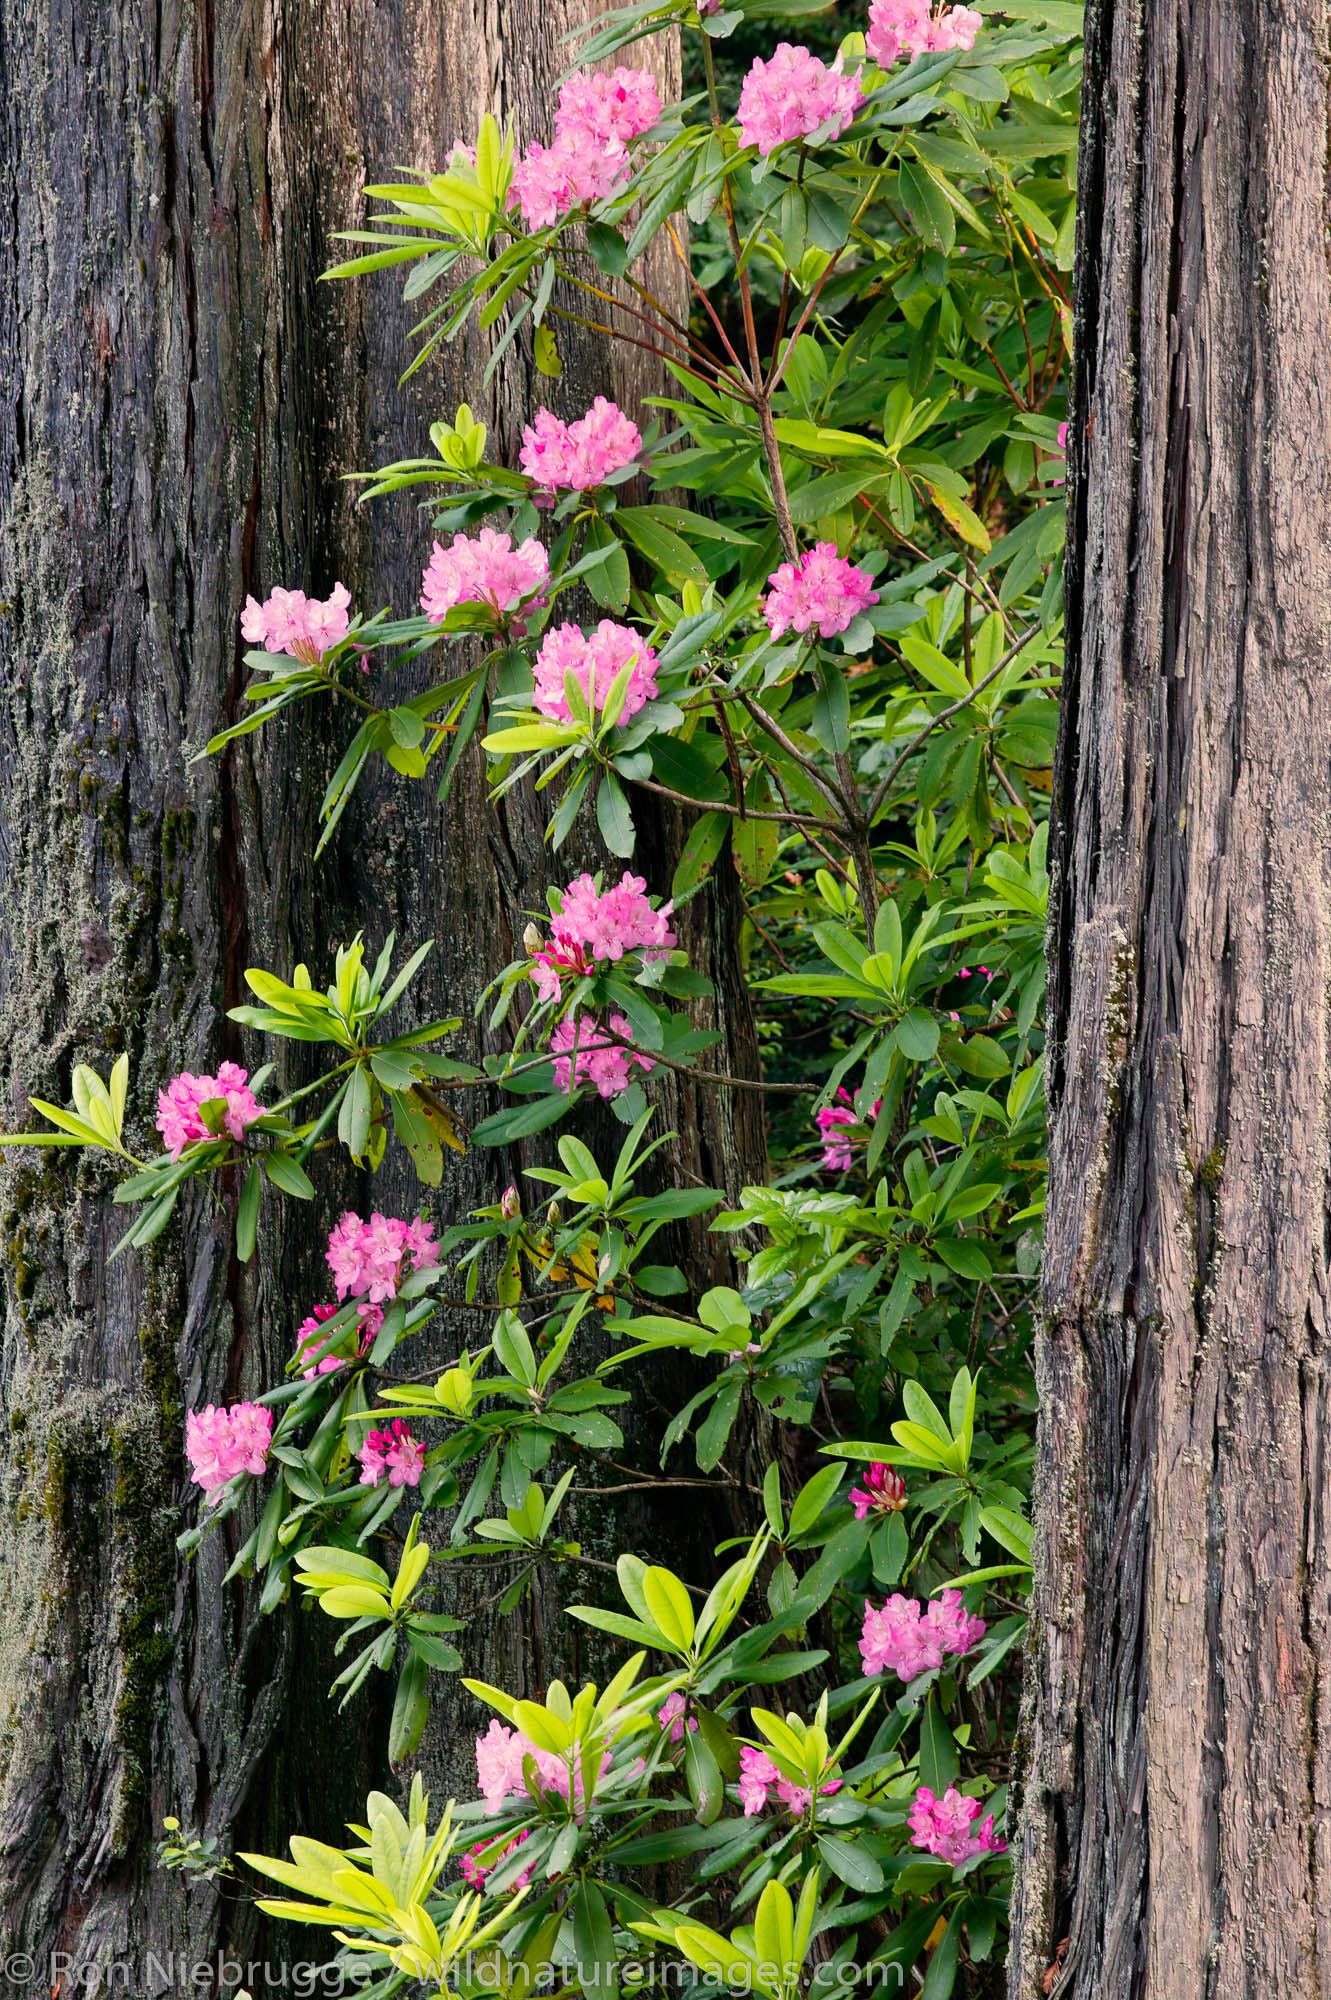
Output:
0,0,762,1974
1008,2,1331,1995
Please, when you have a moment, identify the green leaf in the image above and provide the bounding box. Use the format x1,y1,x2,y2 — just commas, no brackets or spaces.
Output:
236,1164,262,1263
896,1007,940,1062
389,1651,431,1766
585,220,629,279
810,660,851,755
596,771,636,857
918,1696,959,1793
582,518,632,613
934,1237,992,1280
472,1094,569,1145
818,1834,884,1892
920,1907,964,2000
695,1376,742,1471
391,1089,444,1187
339,1064,372,1159
671,813,728,899
571,1881,617,2000
263,1153,316,1200
614,506,709,584
788,1463,843,1538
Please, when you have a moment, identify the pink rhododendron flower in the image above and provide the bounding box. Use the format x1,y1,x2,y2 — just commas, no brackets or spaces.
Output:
929,1586,988,1655
738,1744,841,1817
550,1014,656,1099
739,1745,781,1815
294,1302,382,1379
658,1692,698,1745
814,1086,881,1170
849,1462,908,1518
859,1591,986,1680
186,1401,274,1503
476,1718,532,1810
528,871,677,1000
777,1773,843,1816
737,45,864,157
156,1063,263,1159
510,129,629,227
555,67,662,149
866,0,982,67
532,620,659,723
507,64,660,227
908,1785,1006,1863
764,542,879,639
816,1102,857,1171
420,528,549,623
357,1417,426,1489
519,398,642,492
474,1719,607,1818
241,583,352,663
460,1828,532,1890
326,1211,439,1305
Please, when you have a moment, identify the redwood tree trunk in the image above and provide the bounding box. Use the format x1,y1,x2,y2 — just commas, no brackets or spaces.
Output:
1008,3,1331,1995
0,0,761,1973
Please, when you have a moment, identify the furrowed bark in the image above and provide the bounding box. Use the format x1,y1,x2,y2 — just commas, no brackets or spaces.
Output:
1009,3,1331,1995
0,0,762,1971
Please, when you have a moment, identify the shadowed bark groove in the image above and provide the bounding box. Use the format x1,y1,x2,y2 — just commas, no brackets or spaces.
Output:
0,0,763,1970
1008,2,1331,1996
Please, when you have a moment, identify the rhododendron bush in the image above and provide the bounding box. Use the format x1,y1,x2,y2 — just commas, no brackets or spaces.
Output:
3,0,1078,1991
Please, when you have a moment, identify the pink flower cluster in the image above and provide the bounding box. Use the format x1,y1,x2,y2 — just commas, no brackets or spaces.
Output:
357,1418,426,1489
420,529,549,623
859,1590,986,1681
658,1692,698,1746
738,1745,842,1818
294,1301,382,1379
509,66,660,228
764,543,879,640
519,399,642,494
460,1828,532,1891
532,621,659,724
849,1462,908,1518
737,45,864,157
156,1063,263,1159
866,0,983,67
551,1014,656,1099
475,1718,606,1818
326,1211,439,1305
814,1086,881,1170
241,583,352,662
907,1785,1006,1863
529,871,676,1001
185,1401,274,1503
558,66,663,148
